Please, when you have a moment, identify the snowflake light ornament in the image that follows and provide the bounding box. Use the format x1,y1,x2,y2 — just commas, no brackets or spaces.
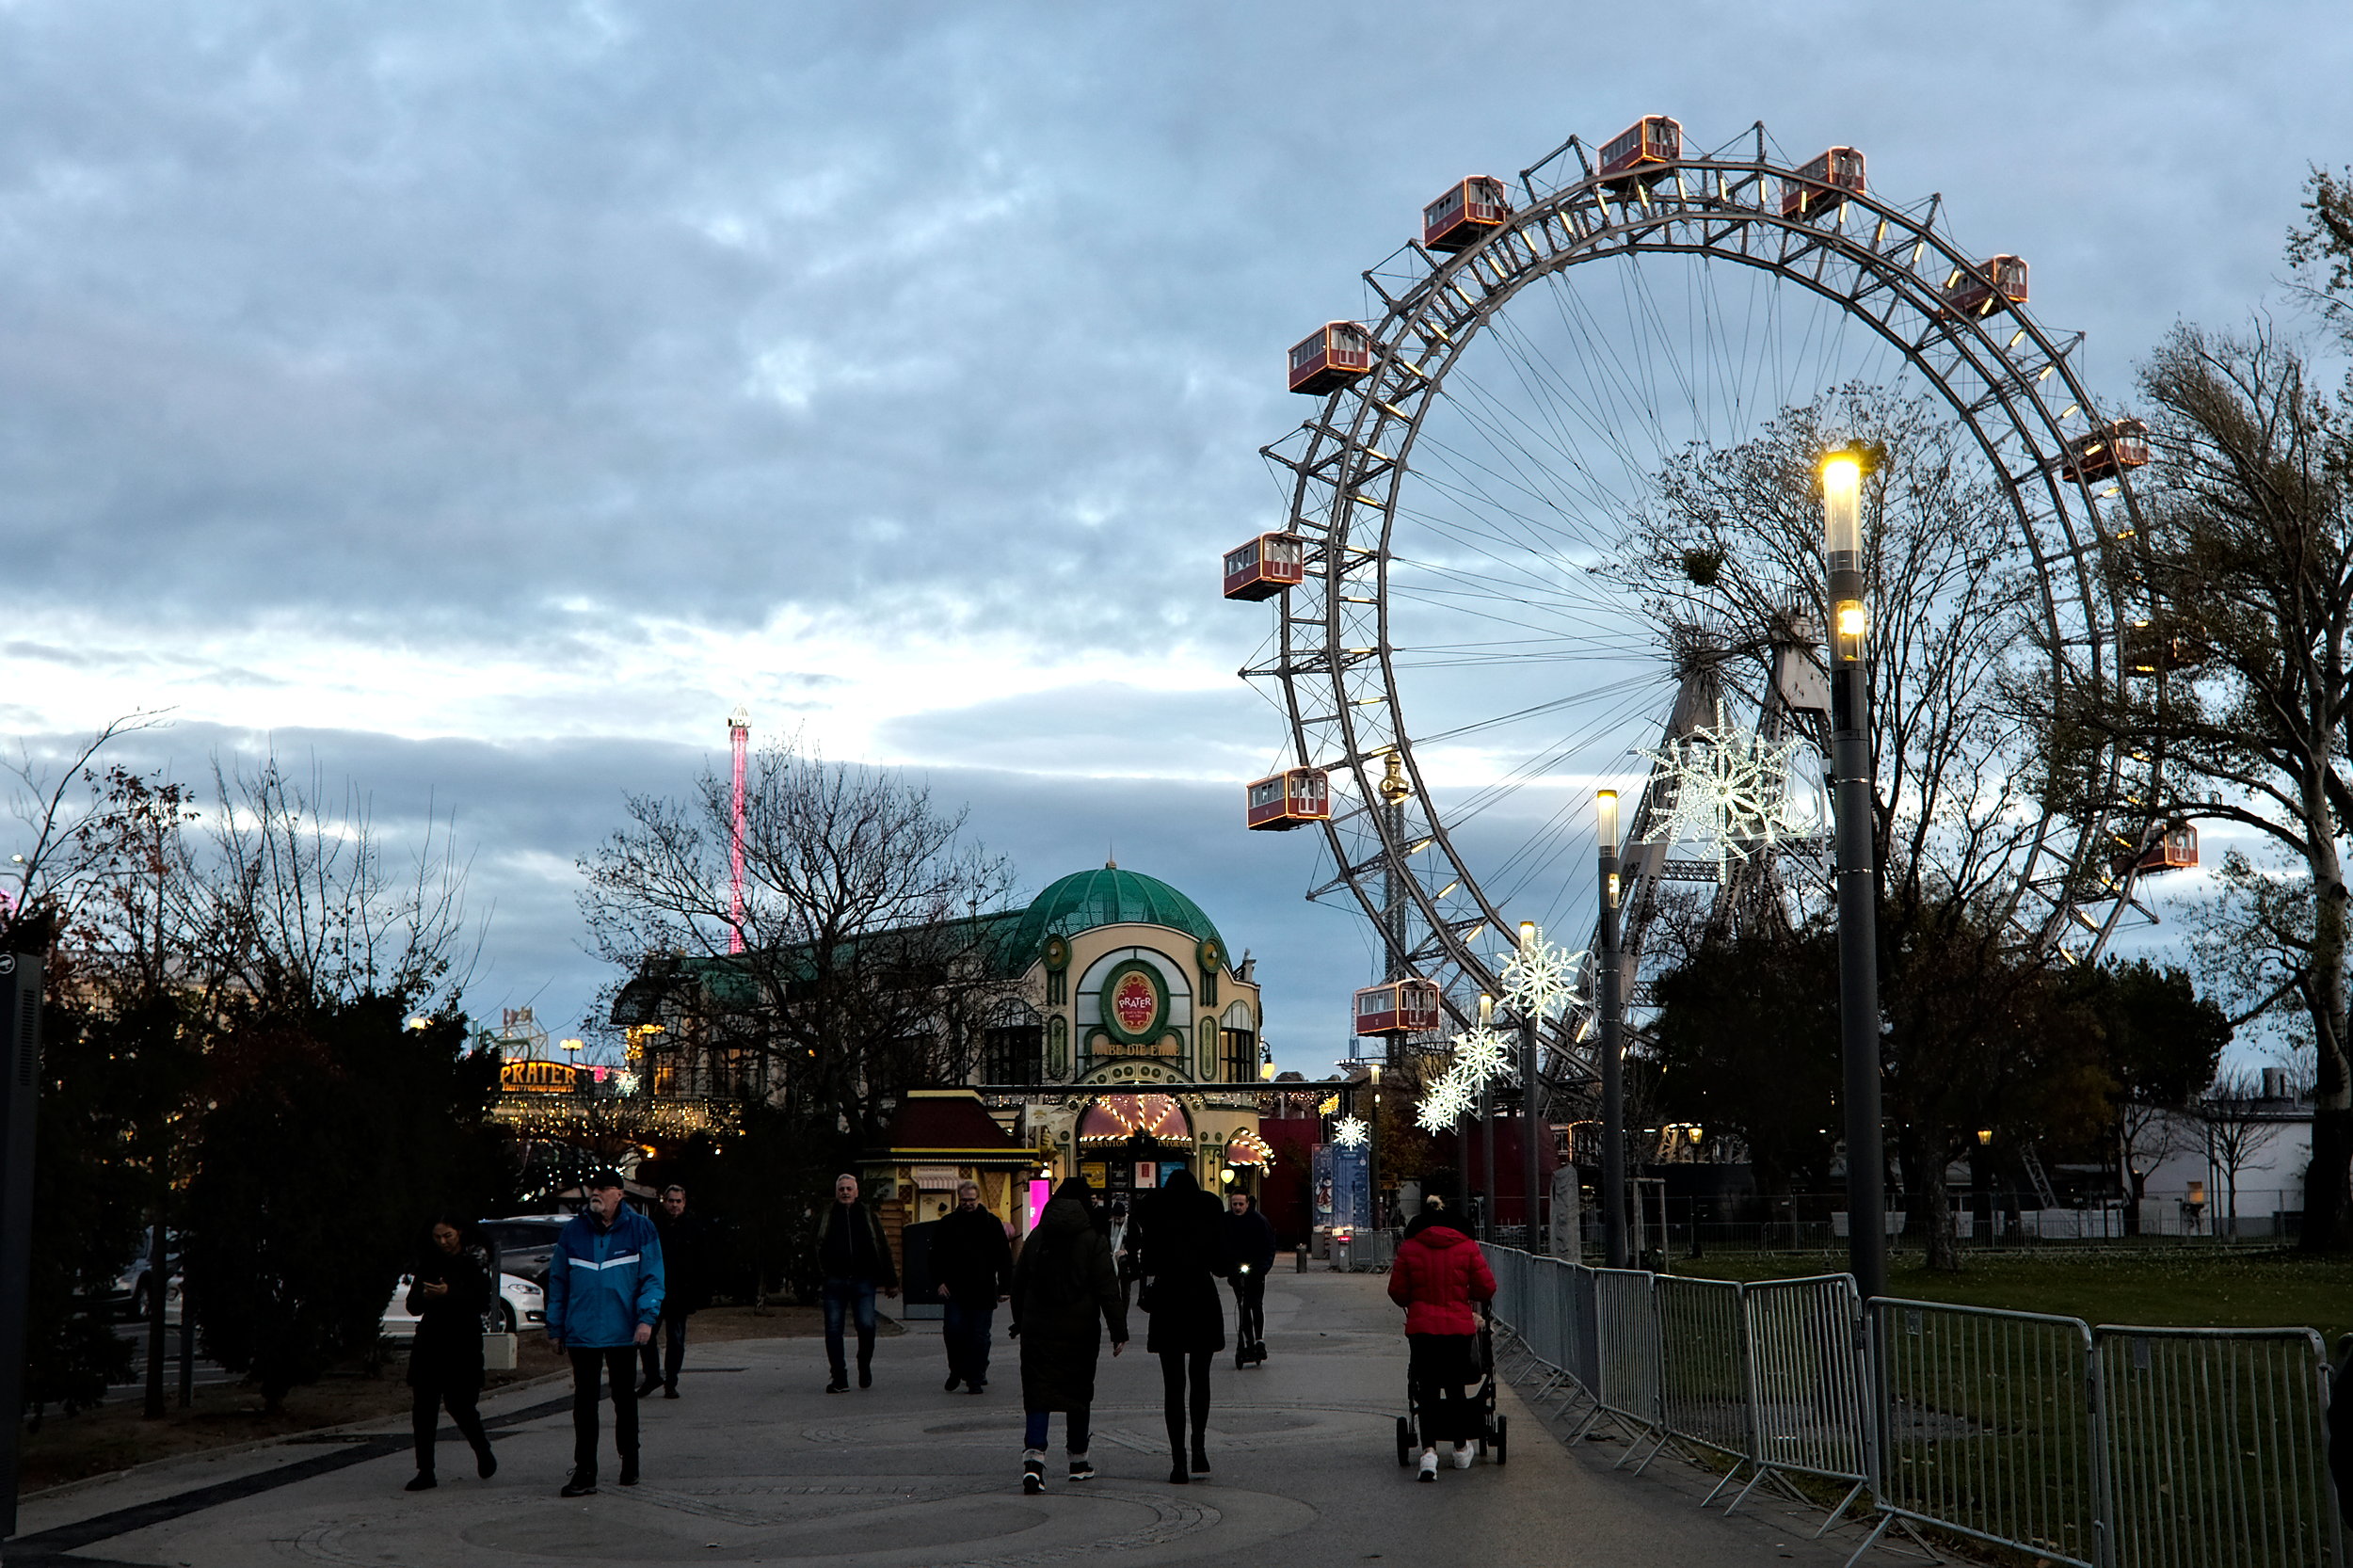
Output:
1497,923,1587,1022
1636,713,1814,877
1415,1069,1472,1132
1448,1025,1513,1087
1331,1114,1369,1151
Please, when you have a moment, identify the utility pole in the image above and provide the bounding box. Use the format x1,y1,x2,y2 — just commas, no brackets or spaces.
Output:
1823,446,1886,1303
0,952,46,1541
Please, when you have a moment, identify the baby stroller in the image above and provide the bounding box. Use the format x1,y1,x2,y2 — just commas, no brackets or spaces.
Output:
1394,1306,1506,1467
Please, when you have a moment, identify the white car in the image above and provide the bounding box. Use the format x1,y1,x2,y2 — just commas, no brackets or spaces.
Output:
380,1272,547,1336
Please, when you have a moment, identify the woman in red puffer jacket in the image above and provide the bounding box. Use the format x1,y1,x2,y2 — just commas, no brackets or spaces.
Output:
1385,1200,1496,1481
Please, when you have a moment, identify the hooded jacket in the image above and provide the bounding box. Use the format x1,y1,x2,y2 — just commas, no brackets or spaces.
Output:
1012,1193,1127,1411
1385,1223,1496,1336
546,1207,665,1349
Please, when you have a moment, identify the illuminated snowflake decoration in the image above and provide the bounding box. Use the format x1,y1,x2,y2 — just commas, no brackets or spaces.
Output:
1448,1025,1513,1087
1497,924,1587,1022
1331,1115,1369,1151
615,1070,641,1096
1637,718,1815,876
1415,1069,1473,1132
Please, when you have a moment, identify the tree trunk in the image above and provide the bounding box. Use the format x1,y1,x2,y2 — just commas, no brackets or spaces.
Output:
2300,856,2351,1252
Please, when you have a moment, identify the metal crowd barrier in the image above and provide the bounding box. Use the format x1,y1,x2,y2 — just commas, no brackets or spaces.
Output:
1592,1267,1665,1465
1478,1249,2344,1568
1741,1274,1868,1528
1856,1299,2103,1568
1655,1275,1752,1484
2095,1325,2342,1568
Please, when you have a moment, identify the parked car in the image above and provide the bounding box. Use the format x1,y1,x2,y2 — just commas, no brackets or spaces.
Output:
379,1270,546,1336
107,1228,181,1320
477,1215,574,1288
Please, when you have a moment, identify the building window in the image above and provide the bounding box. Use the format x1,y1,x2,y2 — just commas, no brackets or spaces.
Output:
1048,968,1066,1005
1221,1028,1257,1084
984,1024,1044,1085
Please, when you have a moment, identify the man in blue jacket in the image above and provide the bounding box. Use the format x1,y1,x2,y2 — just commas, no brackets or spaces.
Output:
546,1172,664,1496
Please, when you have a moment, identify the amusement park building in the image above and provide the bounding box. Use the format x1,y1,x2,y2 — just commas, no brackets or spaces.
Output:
609,864,1279,1235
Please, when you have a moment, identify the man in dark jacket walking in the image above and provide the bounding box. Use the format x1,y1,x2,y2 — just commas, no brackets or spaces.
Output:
930,1180,1012,1394
1222,1190,1278,1358
546,1173,665,1497
817,1173,900,1393
636,1184,708,1400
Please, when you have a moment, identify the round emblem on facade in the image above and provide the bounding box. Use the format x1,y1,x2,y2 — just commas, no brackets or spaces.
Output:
1098,959,1167,1045
1043,935,1071,971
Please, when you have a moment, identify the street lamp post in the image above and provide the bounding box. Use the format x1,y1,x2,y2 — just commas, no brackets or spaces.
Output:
1478,994,1497,1243
1597,789,1627,1270
1521,1005,1541,1252
1823,447,1886,1304
1368,1062,1383,1235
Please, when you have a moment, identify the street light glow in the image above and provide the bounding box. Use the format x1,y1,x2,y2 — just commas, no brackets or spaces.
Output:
1596,789,1619,855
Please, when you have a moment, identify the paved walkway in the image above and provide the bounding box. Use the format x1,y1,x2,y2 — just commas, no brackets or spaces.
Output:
9,1271,1885,1567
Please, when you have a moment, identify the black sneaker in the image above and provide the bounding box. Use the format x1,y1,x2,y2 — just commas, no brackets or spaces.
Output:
633,1375,661,1398
1022,1455,1046,1496
475,1447,498,1480
968,1381,986,1395
405,1472,437,1492
561,1472,598,1498
663,1384,680,1400
857,1365,872,1389
944,1373,962,1392
1067,1457,1096,1482
618,1457,639,1487
825,1378,849,1394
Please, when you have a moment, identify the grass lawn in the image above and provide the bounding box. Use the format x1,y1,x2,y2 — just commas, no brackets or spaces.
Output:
1669,1244,2353,1345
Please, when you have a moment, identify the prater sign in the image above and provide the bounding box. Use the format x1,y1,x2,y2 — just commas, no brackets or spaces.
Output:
1111,970,1159,1033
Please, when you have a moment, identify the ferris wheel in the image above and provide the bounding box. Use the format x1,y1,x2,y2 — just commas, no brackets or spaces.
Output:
1225,118,2183,1108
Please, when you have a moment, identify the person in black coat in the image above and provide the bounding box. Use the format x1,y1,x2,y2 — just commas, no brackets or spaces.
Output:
1011,1176,1128,1493
1222,1191,1279,1354
1129,1168,1230,1483
637,1184,709,1400
403,1217,497,1491
930,1180,1014,1394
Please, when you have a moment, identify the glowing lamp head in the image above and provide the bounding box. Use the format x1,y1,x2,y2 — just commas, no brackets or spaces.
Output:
1820,450,1864,565
1835,600,1869,639
1596,789,1620,856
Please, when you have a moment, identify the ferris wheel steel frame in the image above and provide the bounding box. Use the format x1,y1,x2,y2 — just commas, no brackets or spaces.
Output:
1252,123,2161,1101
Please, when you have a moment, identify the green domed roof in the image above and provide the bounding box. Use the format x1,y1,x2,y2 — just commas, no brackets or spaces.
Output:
1006,865,1228,965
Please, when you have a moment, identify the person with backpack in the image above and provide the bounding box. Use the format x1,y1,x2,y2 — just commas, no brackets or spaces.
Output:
1010,1176,1127,1494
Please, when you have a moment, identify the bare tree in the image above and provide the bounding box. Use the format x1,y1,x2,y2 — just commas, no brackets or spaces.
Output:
1631,387,2111,1269
2201,1067,2289,1241
1629,385,2050,923
579,736,1018,1145
200,757,480,1017
0,712,173,953
2068,314,2353,1247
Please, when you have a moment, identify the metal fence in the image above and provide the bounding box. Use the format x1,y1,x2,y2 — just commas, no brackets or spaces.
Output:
1481,1248,2345,1568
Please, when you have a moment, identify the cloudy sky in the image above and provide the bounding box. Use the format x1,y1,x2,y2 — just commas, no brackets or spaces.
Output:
3,2,2348,1070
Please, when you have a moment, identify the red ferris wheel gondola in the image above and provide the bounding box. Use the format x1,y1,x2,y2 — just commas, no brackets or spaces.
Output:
1422,177,1512,253
1783,146,1866,219
1288,323,1374,395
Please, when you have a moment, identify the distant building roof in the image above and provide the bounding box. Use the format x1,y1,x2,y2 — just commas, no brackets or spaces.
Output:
877,1090,1028,1159
1003,864,1228,963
